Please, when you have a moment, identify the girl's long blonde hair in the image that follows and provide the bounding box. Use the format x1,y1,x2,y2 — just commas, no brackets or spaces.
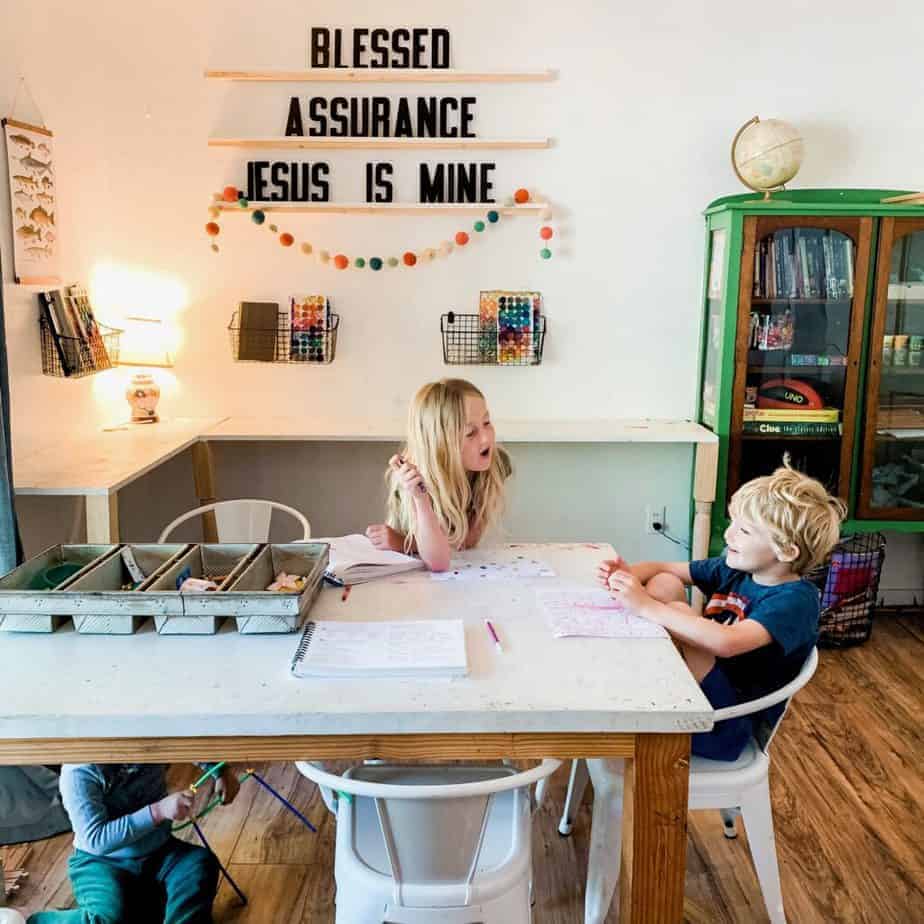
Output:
386,379,512,552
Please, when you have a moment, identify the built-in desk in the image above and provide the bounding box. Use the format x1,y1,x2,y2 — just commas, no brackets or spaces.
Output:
13,417,719,560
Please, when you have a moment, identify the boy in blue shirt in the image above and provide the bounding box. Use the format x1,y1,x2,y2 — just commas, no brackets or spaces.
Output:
28,762,239,924
600,460,845,760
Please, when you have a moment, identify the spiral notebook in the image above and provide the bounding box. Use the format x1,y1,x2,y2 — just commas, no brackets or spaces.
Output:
291,619,469,678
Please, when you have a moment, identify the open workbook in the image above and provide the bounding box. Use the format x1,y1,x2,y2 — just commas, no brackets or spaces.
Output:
291,619,469,678
321,533,424,585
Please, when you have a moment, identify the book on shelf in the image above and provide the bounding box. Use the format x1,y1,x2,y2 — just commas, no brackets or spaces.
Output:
237,301,279,361
743,408,840,423
753,229,853,301
743,420,842,436
66,285,111,371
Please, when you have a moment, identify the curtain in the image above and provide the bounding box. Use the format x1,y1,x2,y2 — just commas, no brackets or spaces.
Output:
0,254,68,845
0,247,22,571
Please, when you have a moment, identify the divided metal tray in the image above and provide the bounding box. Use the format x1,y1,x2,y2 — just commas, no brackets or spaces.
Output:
0,541,330,636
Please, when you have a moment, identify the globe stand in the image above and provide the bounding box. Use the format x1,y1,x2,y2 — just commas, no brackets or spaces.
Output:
730,115,803,201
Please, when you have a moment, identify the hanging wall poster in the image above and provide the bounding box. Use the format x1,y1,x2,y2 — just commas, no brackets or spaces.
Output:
3,117,59,285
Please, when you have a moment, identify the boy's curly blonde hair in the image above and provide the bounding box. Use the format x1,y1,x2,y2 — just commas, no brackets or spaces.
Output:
729,457,846,574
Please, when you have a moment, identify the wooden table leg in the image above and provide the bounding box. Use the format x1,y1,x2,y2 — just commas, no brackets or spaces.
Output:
192,441,218,542
85,493,119,543
691,441,718,614
629,733,690,924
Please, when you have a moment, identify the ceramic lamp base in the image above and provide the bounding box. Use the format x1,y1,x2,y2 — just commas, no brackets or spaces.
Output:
126,373,161,424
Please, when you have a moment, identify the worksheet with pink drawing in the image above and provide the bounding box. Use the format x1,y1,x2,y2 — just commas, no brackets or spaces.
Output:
537,588,669,639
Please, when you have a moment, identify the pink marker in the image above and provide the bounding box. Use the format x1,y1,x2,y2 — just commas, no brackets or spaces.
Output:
484,618,503,653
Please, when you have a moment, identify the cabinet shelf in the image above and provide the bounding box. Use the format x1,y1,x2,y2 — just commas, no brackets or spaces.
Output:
747,364,849,374
741,433,841,442
751,297,852,304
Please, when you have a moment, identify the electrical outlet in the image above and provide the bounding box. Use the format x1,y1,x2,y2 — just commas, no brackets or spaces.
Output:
646,506,666,535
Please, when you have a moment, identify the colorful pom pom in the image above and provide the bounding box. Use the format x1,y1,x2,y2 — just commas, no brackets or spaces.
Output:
251,210,265,225
210,243,219,253
355,257,366,268
205,222,220,236
540,247,552,260
540,226,554,240
319,250,331,263
514,188,530,204
279,232,294,247
370,257,383,270
455,231,469,246
269,223,278,232
222,186,239,202
487,210,499,223
403,251,417,267
300,242,312,254
334,254,349,269
387,257,399,268
474,220,485,232
208,206,220,219
238,197,249,208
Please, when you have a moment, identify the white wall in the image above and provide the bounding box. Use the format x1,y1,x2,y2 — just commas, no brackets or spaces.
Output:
2,1,923,592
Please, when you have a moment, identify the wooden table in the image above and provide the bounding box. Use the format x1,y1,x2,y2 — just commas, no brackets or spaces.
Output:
0,544,712,923
13,417,718,561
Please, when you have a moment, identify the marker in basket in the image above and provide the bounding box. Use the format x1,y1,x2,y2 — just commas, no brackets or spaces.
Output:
484,618,504,653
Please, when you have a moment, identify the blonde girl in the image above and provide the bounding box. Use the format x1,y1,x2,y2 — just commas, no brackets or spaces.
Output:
366,379,512,571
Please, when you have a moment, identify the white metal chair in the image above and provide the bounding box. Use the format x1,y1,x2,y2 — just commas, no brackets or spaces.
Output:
0,910,26,924
296,759,561,924
558,648,818,924
157,499,310,543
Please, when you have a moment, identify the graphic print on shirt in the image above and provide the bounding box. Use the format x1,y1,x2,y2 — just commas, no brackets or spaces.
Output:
704,592,751,624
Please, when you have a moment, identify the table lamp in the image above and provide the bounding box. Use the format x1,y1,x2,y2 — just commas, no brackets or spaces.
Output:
117,316,174,424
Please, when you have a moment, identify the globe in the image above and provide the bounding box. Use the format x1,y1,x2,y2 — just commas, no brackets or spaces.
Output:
731,117,804,198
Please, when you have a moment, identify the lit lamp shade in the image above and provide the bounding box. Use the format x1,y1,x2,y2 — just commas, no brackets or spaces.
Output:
117,316,174,424
117,316,174,368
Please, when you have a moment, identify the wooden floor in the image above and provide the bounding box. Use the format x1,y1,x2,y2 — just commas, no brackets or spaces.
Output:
10,613,924,923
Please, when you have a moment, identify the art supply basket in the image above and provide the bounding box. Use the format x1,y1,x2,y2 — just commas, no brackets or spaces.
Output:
228,309,340,363
805,532,886,648
40,315,121,378
440,311,546,366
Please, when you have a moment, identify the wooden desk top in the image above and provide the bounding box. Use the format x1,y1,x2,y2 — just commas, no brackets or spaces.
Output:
13,418,227,496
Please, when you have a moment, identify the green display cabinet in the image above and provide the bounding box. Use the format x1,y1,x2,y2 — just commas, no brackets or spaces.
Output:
698,189,924,554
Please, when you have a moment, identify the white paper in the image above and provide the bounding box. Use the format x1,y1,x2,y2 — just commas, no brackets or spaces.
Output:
292,619,468,678
430,556,556,582
538,589,668,639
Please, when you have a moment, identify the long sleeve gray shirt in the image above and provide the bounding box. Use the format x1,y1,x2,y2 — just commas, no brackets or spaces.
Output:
59,763,171,859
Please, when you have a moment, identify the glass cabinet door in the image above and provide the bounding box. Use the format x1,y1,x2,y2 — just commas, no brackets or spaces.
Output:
859,218,924,518
701,228,727,430
727,217,871,504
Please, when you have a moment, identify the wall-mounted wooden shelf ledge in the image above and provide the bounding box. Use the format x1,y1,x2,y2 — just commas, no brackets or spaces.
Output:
208,137,551,151
217,202,550,216
205,68,557,83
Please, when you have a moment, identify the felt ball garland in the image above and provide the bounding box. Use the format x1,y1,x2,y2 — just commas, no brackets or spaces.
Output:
204,187,553,263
